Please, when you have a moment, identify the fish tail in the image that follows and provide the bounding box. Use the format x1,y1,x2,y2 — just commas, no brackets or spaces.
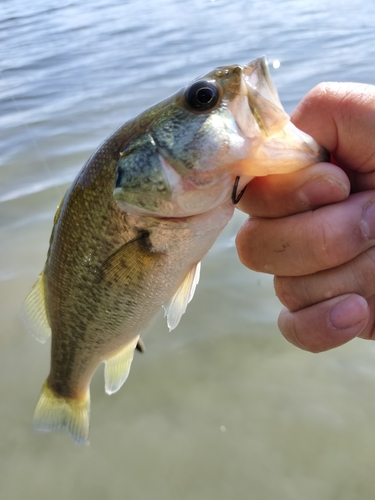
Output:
33,381,90,445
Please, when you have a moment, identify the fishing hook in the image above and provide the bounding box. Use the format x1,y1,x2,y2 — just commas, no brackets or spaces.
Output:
231,176,246,204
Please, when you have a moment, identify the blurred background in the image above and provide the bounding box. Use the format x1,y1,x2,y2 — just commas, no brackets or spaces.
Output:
1,1,375,499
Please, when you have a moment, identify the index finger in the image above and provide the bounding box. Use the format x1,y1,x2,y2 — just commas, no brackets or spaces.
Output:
292,82,375,176
238,161,349,218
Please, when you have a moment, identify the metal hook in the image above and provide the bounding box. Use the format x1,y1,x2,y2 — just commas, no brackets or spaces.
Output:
231,176,247,204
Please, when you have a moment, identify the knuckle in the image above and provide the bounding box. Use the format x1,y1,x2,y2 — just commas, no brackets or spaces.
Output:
280,312,324,354
235,221,252,267
235,218,269,272
275,275,315,311
308,212,354,270
310,216,336,268
274,276,302,310
358,247,375,293
278,309,308,351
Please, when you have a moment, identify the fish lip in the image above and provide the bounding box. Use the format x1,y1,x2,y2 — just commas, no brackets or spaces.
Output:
242,56,284,110
149,215,191,223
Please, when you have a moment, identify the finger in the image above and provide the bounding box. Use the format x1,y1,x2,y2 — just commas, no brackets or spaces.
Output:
275,246,375,311
236,191,375,276
237,162,350,218
278,294,369,353
291,82,375,175
358,295,375,341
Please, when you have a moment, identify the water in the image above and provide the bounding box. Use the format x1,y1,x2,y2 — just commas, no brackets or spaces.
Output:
1,1,375,498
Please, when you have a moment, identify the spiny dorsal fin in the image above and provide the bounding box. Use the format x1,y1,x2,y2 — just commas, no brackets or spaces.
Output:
21,271,51,343
163,262,201,332
104,336,140,395
33,381,90,445
99,231,163,289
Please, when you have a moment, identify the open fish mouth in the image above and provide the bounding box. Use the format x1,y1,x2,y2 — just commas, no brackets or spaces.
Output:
231,57,329,177
243,57,286,113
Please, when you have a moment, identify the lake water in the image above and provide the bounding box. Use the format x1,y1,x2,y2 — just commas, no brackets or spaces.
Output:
2,1,375,499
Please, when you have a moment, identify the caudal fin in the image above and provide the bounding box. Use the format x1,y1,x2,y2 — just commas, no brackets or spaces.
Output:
33,381,90,445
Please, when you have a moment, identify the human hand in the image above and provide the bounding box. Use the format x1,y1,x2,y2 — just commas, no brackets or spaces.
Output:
236,82,375,352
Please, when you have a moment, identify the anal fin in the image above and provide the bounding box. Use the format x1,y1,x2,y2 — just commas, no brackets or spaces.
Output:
104,336,139,395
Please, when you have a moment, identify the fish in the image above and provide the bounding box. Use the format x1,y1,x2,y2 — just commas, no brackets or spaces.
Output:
22,57,327,444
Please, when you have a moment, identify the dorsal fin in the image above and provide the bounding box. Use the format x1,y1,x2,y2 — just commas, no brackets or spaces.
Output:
104,336,140,395
163,262,201,332
21,271,51,343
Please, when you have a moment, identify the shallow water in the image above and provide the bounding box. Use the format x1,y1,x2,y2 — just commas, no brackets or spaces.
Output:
2,1,375,499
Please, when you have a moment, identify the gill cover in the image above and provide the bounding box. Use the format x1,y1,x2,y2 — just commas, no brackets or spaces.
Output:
114,134,172,213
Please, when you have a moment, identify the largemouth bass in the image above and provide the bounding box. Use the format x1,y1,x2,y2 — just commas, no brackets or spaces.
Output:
22,57,327,444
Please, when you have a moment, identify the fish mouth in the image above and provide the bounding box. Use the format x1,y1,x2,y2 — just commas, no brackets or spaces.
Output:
243,57,285,114
233,57,329,177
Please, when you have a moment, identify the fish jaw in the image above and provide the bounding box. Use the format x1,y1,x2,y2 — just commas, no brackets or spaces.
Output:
238,121,329,176
230,57,329,177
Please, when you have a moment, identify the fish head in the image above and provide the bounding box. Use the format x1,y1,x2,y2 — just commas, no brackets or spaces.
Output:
114,57,327,217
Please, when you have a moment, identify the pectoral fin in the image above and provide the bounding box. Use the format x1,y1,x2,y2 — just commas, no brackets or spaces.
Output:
21,271,51,343
163,262,201,332
99,231,163,289
104,336,140,395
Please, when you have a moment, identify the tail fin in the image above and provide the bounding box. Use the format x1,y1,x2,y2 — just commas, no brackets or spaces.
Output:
33,381,90,445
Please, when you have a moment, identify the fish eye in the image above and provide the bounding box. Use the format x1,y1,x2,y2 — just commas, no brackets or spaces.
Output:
185,80,220,112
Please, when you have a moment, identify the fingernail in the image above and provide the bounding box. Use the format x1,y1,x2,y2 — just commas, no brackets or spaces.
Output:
330,295,368,331
361,201,375,239
299,176,348,207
